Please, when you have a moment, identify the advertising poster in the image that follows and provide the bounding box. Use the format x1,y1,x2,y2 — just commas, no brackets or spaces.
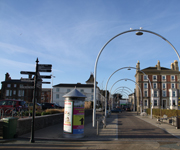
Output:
63,100,73,133
73,101,84,134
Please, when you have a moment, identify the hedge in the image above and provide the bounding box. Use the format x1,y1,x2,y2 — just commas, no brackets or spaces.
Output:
146,108,180,118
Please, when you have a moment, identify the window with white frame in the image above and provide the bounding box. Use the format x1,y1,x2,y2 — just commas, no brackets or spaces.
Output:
172,83,175,89
144,90,148,97
154,100,157,106
173,100,176,106
56,94,59,99
153,75,157,81
162,83,166,89
144,100,148,106
144,75,148,80
154,91,157,97
162,75,166,81
153,83,157,89
162,90,166,97
172,91,176,97
171,75,175,81
144,83,148,89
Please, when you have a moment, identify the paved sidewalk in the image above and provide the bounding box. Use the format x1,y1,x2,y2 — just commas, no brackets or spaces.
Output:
1,112,180,144
135,114,180,139
18,113,118,141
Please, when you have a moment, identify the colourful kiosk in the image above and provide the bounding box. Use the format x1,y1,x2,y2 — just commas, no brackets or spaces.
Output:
63,88,86,138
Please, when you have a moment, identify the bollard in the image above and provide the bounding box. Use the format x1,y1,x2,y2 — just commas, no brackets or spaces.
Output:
97,120,99,135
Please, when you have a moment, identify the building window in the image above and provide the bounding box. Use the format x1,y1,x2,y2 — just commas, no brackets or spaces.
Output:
153,83,157,89
91,95,93,100
14,84,17,88
9,90,12,96
13,90,16,95
6,90,12,97
20,84,23,88
162,83,166,89
144,91,148,97
173,100,176,106
67,89,71,93
171,75,175,81
144,75,148,80
172,91,176,97
144,100,148,106
144,83,148,89
154,91,157,97
162,90,166,97
154,100,157,106
6,90,9,96
56,88,59,92
162,75,166,81
80,89,84,93
172,83,175,89
56,94,59,99
153,75,157,81
18,90,24,96
7,84,11,88
92,89,94,93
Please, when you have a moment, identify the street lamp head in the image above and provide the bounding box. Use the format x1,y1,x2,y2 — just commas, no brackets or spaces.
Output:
136,31,143,36
127,67,131,70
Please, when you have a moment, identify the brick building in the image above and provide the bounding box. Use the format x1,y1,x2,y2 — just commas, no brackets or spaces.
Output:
1,73,42,103
41,88,51,103
135,60,180,112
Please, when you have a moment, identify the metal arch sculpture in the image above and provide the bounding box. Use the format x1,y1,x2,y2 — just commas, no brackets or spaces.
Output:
92,29,180,127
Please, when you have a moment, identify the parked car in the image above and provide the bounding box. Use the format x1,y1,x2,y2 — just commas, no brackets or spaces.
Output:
111,108,122,113
41,102,56,110
26,102,42,111
53,103,64,109
0,99,28,114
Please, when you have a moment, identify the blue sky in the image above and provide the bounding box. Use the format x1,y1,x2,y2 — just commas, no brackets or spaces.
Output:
1,0,180,98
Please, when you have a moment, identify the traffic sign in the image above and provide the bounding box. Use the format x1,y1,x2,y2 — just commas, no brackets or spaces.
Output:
39,75,51,79
38,64,52,72
20,71,35,75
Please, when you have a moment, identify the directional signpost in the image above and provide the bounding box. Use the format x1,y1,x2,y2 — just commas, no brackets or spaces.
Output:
20,58,52,143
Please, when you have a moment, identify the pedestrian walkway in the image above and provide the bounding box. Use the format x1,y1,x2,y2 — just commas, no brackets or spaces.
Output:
1,112,180,144
19,113,118,141
135,114,180,139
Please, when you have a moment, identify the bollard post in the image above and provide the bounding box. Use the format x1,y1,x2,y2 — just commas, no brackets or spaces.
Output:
97,120,99,135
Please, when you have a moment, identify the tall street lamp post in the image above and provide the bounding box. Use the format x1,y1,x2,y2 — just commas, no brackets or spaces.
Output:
93,28,179,127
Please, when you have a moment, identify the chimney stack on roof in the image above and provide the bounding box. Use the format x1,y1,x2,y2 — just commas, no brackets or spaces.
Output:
171,60,179,71
5,73,11,81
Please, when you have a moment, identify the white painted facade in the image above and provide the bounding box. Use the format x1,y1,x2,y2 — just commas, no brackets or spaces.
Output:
53,84,101,107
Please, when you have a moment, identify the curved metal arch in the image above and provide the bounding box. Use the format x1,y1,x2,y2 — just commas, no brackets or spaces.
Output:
113,89,131,95
93,29,179,127
112,86,133,94
110,78,143,112
104,66,152,117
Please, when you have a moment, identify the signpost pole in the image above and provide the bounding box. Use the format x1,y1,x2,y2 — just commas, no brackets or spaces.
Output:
30,58,39,143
